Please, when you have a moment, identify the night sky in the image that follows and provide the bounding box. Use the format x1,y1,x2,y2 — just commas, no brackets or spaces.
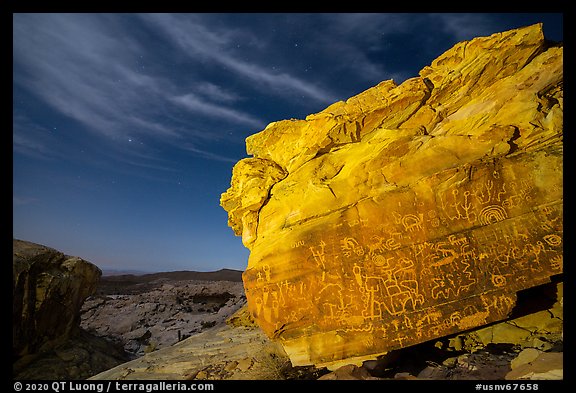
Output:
12,13,563,273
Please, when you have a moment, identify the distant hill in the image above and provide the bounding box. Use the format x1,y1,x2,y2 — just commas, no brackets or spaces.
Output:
102,268,243,281
95,269,244,295
101,269,150,276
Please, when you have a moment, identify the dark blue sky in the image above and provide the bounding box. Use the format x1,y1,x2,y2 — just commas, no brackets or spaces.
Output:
12,13,563,273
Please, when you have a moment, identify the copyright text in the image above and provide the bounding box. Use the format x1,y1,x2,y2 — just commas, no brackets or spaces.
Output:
13,382,214,393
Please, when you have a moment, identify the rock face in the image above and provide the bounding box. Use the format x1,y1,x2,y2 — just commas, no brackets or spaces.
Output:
220,24,563,368
13,239,128,379
13,239,102,359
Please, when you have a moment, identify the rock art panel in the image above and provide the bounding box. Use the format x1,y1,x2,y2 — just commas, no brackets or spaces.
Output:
221,24,563,368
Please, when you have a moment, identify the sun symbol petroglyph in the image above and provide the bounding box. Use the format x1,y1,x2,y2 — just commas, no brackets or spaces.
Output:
478,204,508,226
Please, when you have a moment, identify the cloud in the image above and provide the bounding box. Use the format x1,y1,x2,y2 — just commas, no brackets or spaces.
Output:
433,13,496,42
171,93,266,129
13,115,58,160
195,82,242,103
13,14,160,138
13,196,39,206
140,13,341,104
180,144,239,164
12,13,264,165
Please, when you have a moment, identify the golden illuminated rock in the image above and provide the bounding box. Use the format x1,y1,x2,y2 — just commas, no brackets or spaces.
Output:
221,24,563,369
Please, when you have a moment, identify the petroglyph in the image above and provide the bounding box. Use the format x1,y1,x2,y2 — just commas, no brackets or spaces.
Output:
340,237,365,257
479,204,509,225
244,191,562,361
292,240,305,248
543,234,562,247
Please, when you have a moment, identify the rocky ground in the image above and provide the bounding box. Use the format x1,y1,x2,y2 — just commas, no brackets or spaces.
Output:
318,341,563,380
80,271,245,358
13,329,130,380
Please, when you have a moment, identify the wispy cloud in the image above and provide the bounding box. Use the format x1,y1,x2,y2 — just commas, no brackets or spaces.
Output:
12,13,263,165
13,131,53,161
140,13,341,104
321,13,414,43
172,93,266,129
195,82,242,103
433,13,496,42
181,144,239,164
14,14,165,138
13,196,39,206
13,115,58,160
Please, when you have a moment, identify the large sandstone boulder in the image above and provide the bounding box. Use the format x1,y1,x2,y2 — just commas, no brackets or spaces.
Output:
13,239,102,359
221,24,563,369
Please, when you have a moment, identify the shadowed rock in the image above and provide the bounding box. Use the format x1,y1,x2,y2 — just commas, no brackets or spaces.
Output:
13,239,102,359
13,239,128,379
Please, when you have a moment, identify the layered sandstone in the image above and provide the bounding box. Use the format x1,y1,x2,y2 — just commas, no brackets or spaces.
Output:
221,23,563,368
